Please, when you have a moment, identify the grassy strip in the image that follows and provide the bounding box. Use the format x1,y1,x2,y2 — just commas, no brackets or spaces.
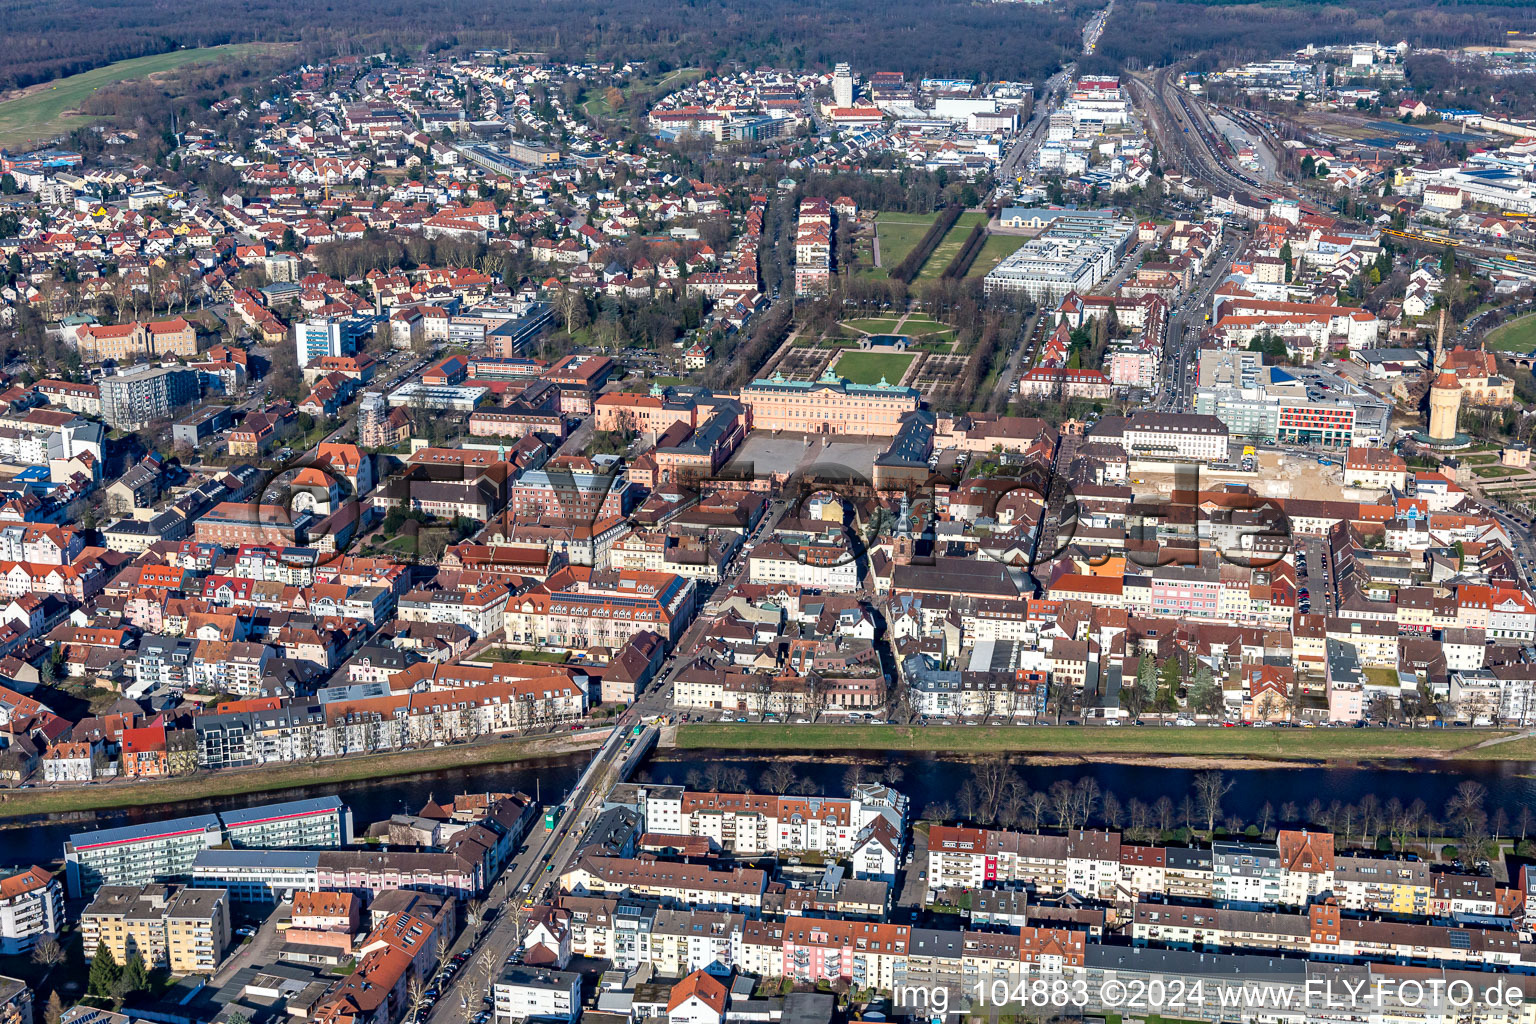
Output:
942,223,988,279
0,731,607,820
0,45,276,148
914,212,987,283
891,205,964,283
675,723,1524,761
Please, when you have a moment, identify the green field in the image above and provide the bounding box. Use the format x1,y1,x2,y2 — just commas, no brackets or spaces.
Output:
676,723,1535,761
1485,313,1536,354
0,45,274,149
966,233,1032,279
1473,466,1517,478
841,318,902,335
915,212,989,282
584,67,702,121
865,212,942,278
832,351,915,385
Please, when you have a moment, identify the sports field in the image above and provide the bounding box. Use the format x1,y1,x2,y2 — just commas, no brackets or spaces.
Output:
1485,313,1536,354
0,45,273,149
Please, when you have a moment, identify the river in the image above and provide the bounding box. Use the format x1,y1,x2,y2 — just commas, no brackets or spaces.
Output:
0,754,589,869
644,752,1536,836
6,751,1535,868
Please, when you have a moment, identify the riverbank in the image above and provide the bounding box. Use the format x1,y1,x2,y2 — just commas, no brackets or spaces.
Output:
674,723,1536,763
0,729,610,820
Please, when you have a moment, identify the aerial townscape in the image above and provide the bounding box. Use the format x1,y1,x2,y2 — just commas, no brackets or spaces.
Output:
13,2,1536,1024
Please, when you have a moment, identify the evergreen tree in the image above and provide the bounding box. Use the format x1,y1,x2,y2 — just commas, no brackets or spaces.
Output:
88,946,122,997
1279,242,1293,282
122,949,150,995
1159,657,1181,698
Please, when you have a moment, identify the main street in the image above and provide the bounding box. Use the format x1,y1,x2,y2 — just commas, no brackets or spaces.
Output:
417,498,788,1024
421,710,661,1024
998,65,1073,183
1156,230,1242,412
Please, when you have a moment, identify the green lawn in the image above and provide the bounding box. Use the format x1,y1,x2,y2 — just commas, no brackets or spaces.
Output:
584,67,702,122
966,233,1032,279
0,45,276,149
832,351,915,385
914,212,989,283
1473,466,1516,478
676,723,1528,761
1485,313,1536,354
864,212,942,278
840,318,902,335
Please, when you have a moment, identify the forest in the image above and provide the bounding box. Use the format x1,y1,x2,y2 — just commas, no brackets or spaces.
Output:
0,0,1092,93
1089,0,1536,73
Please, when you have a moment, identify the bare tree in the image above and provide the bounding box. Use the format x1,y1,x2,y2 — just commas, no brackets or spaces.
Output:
1193,771,1234,836
1049,779,1075,828
922,800,955,822
841,763,868,795
31,936,64,974
1153,796,1175,835
1384,797,1406,853
973,758,1012,824
1028,791,1050,831
465,898,487,941
1358,794,1381,848
1000,777,1030,828
761,762,796,794
1102,791,1124,830
1257,802,1274,837
1280,801,1299,823
957,779,980,822
407,979,429,1024
1128,798,1150,840
1337,803,1358,848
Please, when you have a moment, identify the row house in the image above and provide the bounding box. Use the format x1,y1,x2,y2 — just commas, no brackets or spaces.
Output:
397,584,510,639
560,854,768,913
1134,900,1531,972
929,827,1334,908
623,784,905,877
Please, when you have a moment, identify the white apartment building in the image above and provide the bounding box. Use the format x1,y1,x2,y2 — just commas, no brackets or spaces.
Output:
0,866,63,954
493,966,581,1024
